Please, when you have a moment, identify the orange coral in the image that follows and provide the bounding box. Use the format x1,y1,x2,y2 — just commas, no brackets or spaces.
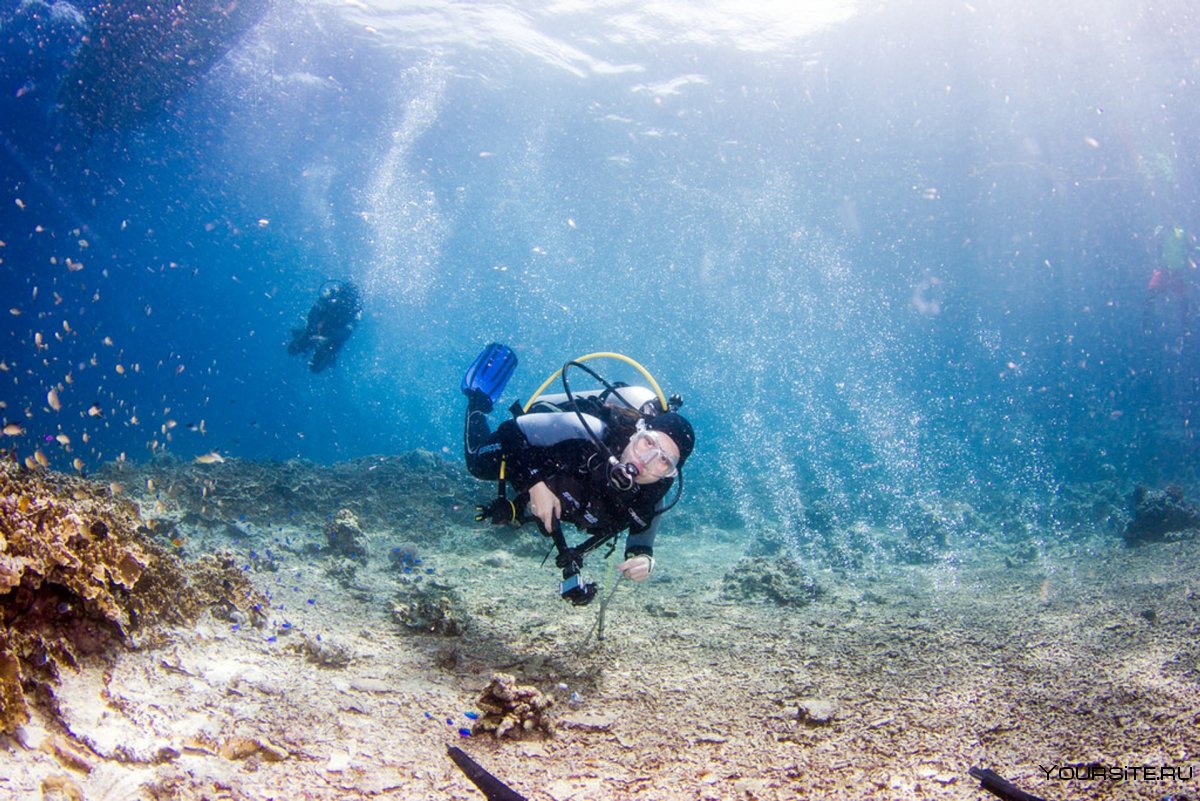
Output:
0,459,263,735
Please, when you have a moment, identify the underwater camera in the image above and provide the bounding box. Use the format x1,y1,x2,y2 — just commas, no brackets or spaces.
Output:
560,571,597,606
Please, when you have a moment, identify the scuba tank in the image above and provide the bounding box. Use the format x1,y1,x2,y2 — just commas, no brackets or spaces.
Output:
528,384,661,417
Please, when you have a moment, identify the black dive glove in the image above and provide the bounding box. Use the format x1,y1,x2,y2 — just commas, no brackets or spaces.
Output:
475,497,519,526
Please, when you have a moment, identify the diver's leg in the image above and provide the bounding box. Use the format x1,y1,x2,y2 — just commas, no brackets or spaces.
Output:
288,328,311,354
310,338,336,372
328,328,351,351
464,398,504,480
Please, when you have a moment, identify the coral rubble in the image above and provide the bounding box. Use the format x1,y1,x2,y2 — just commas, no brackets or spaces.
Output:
472,672,554,738
390,578,468,635
0,460,264,735
95,451,476,536
720,555,822,606
892,498,980,564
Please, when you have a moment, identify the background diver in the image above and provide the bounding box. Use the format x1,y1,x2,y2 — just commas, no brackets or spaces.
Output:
461,343,696,605
287,280,362,373
1143,224,1197,341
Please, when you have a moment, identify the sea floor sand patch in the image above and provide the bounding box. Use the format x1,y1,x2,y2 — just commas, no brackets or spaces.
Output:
3,462,1199,800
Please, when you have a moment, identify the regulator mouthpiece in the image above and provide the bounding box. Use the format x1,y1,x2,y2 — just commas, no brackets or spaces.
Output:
608,458,636,491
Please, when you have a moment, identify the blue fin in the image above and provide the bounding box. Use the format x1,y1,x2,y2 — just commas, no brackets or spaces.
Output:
461,342,518,403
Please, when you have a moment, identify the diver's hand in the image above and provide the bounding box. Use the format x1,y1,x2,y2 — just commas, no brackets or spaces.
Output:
475,497,518,525
528,482,561,534
617,555,654,582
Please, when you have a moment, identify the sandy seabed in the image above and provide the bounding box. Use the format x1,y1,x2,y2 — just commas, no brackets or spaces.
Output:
3,470,1199,801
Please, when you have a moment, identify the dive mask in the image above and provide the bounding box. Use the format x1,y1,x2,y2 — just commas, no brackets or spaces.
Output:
628,428,679,479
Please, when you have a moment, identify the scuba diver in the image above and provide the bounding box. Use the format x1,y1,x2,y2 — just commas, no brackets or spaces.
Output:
288,280,362,373
462,343,695,606
1143,224,1197,341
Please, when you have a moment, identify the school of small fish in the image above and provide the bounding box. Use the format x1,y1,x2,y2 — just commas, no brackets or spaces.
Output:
1,202,217,475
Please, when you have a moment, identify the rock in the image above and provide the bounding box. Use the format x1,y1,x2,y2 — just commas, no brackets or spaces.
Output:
325,509,367,559
1123,485,1200,546
14,719,49,750
472,673,554,739
643,600,682,618
219,737,262,760
40,774,84,801
201,659,268,688
259,738,290,762
481,550,511,569
388,541,421,570
348,677,395,694
558,710,615,732
797,698,838,725
734,778,769,797
45,735,95,773
218,736,289,762
301,635,352,668
325,556,360,589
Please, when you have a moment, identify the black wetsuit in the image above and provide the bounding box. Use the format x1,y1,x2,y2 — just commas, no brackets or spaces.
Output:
465,405,672,558
288,284,362,372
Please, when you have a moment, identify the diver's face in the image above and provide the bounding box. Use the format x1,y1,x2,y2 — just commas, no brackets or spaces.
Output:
621,430,681,484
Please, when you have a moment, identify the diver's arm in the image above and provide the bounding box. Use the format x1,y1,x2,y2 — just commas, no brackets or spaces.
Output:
624,478,673,557
305,304,322,333
527,481,561,534
619,509,662,582
620,511,658,582
624,519,657,557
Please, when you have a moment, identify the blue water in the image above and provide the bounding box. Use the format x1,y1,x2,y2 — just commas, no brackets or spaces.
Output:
2,0,1198,551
